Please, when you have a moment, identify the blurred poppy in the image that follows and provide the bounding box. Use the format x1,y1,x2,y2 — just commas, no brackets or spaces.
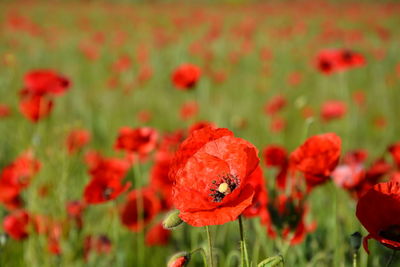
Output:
180,101,198,120
170,127,259,226
320,100,347,122
114,127,158,157
22,69,70,96
66,129,91,154
85,151,131,181
389,142,400,168
290,133,341,187
356,182,400,253
243,166,268,217
83,176,131,204
264,95,286,117
84,235,112,261
19,95,53,123
0,104,11,118
3,210,30,240
145,223,171,246
172,64,201,90
120,188,161,231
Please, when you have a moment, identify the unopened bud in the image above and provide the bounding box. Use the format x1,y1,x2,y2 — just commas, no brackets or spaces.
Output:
257,255,284,267
162,210,183,230
350,232,362,251
167,252,190,267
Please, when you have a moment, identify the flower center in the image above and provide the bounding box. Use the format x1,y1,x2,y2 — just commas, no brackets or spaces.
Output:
103,187,114,200
379,225,400,242
209,174,239,202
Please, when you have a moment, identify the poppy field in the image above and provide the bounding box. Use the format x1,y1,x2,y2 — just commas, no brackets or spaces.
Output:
1,1,400,266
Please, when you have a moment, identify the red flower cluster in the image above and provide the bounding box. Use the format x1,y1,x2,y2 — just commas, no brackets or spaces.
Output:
172,64,201,90
0,152,41,210
19,70,70,122
316,49,365,75
169,127,259,226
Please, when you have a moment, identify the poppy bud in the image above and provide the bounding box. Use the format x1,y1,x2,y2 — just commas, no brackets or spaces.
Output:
257,255,284,267
167,252,190,267
162,210,183,230
350,232,362,251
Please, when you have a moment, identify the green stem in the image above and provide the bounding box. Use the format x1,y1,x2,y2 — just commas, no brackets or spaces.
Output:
191,247,208,267
385,250,397,267
238,216,249,267
206,226,214,267
353,252,357,267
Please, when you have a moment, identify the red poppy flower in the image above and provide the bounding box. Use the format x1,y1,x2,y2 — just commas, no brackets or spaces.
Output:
263,145,287,167
3,210,30,240
83,176,131,204
84,151,131,181
0,152,40,205
145,223,171,246
0,104,11,118
120,188,161,232
22,69,70,96
290,133,341,187
264,95,286,117
356,182,400,253
315,49,365,75
172,64,201,90
188,121,216,135
170,127,259,227
320,100,347,122
114,127,158,156
19,95,54,123
66,129,91,154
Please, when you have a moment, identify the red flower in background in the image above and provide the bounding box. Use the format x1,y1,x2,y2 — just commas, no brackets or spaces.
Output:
3,210,30,240
85,151,131,181
316,49,365,75
264,95,286,117
356,182,400,253
320,100,347,122
172,64,201,90
180,101,198,120
120,188,161,232
114,127,158,157
83,176,131,204
0,152,40,207
66,129,91,154
22,70,70,96
290,133,341,187
0,104,11,118
170,127,259,226
145,223,171,246
19,95,53,123
263,145,289,190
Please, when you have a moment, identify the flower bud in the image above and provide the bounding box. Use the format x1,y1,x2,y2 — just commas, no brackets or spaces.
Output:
257,255,284,267
350,232,362,251
162,210,183,230
167,252,190,267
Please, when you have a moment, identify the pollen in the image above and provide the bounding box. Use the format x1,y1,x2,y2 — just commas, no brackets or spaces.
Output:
218,183,230,194
209,174,239,202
